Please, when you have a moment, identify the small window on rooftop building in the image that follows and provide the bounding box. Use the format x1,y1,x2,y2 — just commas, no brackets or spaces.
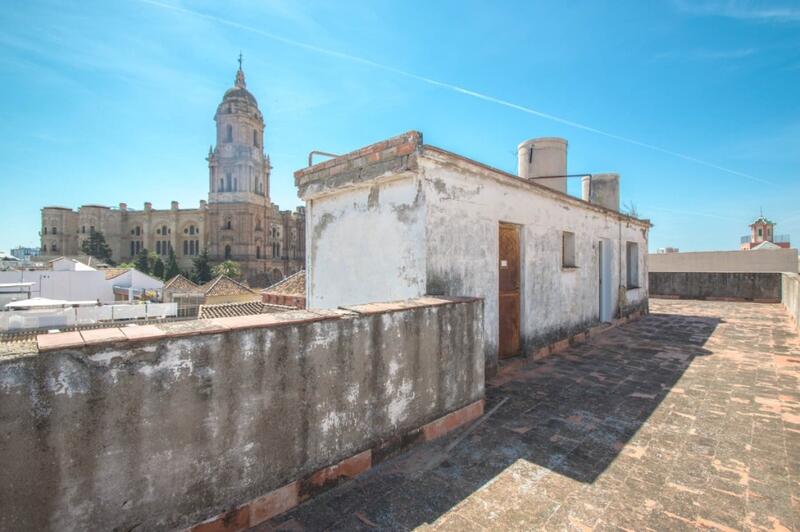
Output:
626,242,640,288
562,231,576,268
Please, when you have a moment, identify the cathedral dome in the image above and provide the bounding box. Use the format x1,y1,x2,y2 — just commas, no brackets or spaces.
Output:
221,58,258,107
222,86,257,106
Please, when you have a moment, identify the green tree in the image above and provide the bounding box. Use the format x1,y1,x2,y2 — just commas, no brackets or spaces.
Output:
164,249,180,280
134,249,150,274
212,260,241,280
81,230,113,263
152,257,165,279
117,262,136,269
192,249,213,284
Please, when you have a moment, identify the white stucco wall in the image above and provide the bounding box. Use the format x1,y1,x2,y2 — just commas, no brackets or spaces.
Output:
0,270,112,302
420,156,648,364
303,148,649,371
306,175,427,308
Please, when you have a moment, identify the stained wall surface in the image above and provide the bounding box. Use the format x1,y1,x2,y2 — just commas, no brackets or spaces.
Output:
0,298,484,532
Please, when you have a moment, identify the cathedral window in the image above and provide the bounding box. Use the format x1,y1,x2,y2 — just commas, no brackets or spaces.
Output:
52,227,57,235
219,179,224,192
50,244,57,252
253,129,258,147
225,218,232,230
226,125,233,142
81,226,85,234
226,173,232,191
130,241,135,256
224,245,232,260
256,246,261,259
43,227,47,235
233,178,237,191
183,240,188,255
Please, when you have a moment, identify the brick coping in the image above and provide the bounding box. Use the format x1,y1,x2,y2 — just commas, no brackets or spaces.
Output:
187,398,485,532
34,296,482,353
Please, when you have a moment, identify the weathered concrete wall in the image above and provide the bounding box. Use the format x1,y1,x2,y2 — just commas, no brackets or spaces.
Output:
649,248,798,273
649,272,782,301
0,298,484,532
783,273,800,333
421,151,648,372
306,175,426,308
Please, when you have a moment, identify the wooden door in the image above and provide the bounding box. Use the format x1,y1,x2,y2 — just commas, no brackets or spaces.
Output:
498,223,521,358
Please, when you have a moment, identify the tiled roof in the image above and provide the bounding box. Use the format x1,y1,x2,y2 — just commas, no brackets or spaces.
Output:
164,274,201,292
201,275,257,297
263,270,305,296
103,268,130,280
197,301,293,319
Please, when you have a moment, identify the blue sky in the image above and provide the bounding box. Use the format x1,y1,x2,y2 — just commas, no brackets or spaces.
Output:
1,0,798,253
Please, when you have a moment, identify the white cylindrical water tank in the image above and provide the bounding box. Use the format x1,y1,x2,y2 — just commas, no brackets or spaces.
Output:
517,137,568,194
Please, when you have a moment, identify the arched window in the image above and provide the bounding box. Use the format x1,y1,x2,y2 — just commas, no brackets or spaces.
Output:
224,245,231,260
253,129,258,147
135,226,141,236
256,246,261,259
225,173,232,192
183,240,188,255
219,179,224,192
225,217,232,230
233,178,237,191
226,124,233,142
52,227,57,235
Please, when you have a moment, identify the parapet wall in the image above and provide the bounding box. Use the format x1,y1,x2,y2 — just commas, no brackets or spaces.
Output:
649,272,782,302
0,297,484,532
783,273,800,333
649,248,798,273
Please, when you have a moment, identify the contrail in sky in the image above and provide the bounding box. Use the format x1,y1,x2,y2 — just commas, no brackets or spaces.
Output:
135,0,771,185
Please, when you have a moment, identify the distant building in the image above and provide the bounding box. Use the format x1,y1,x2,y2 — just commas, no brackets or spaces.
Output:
657,247,679,254
39,59,304,287
740,215,790,250
0,257,163,304
10,247,40,261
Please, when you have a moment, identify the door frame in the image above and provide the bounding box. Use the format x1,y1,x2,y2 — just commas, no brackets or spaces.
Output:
498,222,522,359
598,238,613,323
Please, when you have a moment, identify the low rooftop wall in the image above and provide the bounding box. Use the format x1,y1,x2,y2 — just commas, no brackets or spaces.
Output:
783,273,800,333
649,272,782,302
0,296,484,532
649,248,798,273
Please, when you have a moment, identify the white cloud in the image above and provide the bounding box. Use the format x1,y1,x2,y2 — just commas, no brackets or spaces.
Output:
672,0,800,23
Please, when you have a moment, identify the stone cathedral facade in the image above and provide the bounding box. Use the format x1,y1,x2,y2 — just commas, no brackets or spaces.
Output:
40,62,304,287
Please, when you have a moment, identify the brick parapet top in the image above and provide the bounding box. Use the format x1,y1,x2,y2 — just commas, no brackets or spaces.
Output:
294,131,422,184
33,295,481,353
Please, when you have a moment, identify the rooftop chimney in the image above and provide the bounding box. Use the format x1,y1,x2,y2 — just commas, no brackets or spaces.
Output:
517,137,567,194
171,201,179,211
581,173,619,212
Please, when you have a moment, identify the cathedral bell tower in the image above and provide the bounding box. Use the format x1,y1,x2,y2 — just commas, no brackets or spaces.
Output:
207,55,271,205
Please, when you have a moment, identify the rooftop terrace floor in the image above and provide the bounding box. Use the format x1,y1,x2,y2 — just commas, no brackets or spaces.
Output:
252,299,800,531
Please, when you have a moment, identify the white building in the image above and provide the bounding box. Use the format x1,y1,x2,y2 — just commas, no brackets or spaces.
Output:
295,131,650,373
0,258,164,304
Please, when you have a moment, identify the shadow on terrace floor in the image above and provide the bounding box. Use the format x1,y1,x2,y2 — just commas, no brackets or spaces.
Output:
257,311,722,531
